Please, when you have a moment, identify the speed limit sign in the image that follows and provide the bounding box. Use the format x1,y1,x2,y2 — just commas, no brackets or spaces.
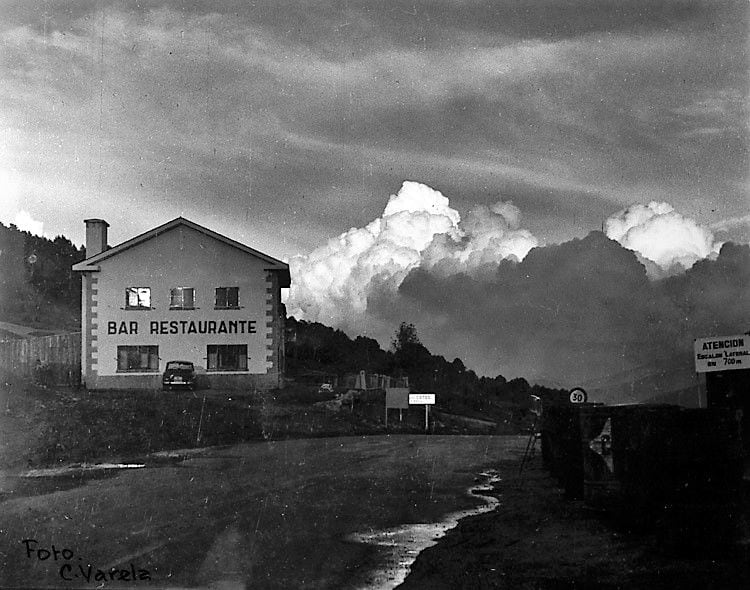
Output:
569,387,588,404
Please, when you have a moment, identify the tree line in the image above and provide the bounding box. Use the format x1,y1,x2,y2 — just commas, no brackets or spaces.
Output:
286,317,568,414
0,222,84,329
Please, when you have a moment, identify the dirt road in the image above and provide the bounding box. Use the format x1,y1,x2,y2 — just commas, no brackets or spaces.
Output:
0,435,524,589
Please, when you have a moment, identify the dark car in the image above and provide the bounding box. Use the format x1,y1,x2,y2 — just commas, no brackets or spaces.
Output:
162,361,196,391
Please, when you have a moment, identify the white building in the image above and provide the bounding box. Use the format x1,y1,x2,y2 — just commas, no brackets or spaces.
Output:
72,217,290,390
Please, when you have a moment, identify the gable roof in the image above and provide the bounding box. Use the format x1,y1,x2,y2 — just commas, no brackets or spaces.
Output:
72,217,290,287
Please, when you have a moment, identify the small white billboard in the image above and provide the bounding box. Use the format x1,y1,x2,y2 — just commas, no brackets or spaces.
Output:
694,335,750,373
409,393,436,405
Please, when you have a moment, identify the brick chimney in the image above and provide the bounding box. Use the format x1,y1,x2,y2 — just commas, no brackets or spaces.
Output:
84,219,109,257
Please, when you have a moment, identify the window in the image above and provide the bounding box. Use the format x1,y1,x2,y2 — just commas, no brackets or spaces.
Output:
126,287,151,309
215,287,239,309
170,287,195,310
207,344,248,371
117,346,159,372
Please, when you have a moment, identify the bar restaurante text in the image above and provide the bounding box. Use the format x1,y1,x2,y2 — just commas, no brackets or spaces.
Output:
107,320,258,335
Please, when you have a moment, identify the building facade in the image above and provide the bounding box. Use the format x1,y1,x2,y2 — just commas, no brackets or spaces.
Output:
73,218,290,390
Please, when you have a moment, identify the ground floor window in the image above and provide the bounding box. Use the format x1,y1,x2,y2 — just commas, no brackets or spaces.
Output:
117,345,159,372
207,344,248,371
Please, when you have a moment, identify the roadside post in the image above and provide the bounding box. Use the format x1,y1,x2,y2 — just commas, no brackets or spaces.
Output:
409,393,436,432
519,394,543,477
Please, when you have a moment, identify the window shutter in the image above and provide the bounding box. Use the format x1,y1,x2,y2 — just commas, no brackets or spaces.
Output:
148,347,159,370
118,348,128,371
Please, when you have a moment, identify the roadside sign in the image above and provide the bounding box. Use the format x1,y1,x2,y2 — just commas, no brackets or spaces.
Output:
385,388,410,409
384,388,410,428
408,393,435,405
694,335,750,373
569,387,587,404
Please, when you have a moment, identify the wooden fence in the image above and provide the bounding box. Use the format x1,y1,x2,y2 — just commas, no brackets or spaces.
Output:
0,333,81,386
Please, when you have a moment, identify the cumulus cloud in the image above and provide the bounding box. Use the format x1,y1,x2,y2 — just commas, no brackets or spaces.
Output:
286,181,538,326
422,201,538,276
605,201,722,275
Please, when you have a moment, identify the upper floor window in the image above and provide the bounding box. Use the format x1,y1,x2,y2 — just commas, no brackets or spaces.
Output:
215,287,239,309
170,287,195,310
126,287,151,310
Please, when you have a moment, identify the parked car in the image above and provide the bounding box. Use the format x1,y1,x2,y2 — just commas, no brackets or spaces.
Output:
318,383,334,394
162,361,196,391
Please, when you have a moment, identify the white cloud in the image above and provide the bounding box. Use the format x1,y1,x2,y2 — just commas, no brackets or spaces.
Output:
286,182,457,324
13,210,45,236
422,200,538,275
286,181,538,327
605,201,721,274
0,169,46,237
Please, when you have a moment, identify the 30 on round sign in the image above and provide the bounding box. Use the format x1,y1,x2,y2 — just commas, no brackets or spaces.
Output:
569,388,587,404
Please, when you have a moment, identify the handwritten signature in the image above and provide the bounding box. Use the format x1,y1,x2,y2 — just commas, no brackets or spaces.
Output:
22,539,152,583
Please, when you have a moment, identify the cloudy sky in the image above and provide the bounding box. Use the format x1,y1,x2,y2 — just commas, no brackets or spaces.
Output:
2,1,748,390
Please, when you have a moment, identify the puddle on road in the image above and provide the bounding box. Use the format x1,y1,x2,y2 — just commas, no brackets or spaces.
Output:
1,450,220,502
0,464,146,501
345,470,502,590
22,463,146,477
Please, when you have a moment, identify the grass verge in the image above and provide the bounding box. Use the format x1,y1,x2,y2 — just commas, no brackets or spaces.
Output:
0,373,528,470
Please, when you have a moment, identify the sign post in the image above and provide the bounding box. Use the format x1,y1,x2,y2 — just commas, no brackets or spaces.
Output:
408,393,436,433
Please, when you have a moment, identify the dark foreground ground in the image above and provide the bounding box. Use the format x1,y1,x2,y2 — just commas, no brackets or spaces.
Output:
3,376,750,589
399,456,750,590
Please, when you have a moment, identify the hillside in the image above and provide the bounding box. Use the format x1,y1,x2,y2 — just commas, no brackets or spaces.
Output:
0,222,84,331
